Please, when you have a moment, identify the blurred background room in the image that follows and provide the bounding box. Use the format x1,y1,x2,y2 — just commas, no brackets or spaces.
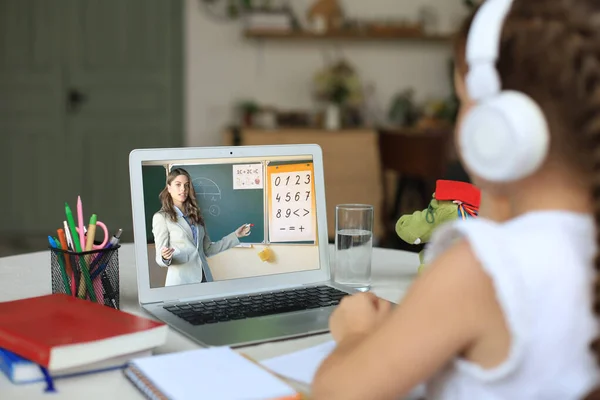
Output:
0,0,479,257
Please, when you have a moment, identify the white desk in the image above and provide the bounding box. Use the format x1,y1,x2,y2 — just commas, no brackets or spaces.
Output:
0,243,419,399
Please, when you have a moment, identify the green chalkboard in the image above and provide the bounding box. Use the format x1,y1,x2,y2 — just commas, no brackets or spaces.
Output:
142,165,167,243
171,163,265,244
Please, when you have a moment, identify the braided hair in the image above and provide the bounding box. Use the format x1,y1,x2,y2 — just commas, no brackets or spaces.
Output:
453,1,600,397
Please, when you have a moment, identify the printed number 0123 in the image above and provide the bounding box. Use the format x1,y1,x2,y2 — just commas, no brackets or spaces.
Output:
274,174,310,187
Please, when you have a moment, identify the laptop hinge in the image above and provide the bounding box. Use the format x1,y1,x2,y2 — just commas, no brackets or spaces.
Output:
175,283,302,303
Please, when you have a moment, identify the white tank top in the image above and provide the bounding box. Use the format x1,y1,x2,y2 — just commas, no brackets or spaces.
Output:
423,211,599,400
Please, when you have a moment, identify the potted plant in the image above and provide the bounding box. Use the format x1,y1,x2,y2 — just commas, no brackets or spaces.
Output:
463,0,483,9
313,60,362,130
237,100,260,127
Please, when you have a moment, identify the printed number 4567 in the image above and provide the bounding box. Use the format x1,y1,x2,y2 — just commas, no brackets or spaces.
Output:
276,191,311,203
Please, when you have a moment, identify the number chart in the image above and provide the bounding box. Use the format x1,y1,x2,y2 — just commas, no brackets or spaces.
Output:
267,162,316,243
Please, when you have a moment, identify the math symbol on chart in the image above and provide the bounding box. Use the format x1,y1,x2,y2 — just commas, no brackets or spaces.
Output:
233,163,263,190
208,205,220,217
193,177,222,202
269,169,315,243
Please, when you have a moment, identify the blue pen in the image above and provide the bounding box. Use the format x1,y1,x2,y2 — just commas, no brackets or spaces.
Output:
48,236,72,296
90,229,121,309
90,229,122,273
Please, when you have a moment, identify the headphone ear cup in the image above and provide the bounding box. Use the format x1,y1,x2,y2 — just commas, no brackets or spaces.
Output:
459,91,550,183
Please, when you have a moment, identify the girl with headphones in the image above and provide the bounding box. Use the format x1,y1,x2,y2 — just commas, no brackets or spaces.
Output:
312,1,600,399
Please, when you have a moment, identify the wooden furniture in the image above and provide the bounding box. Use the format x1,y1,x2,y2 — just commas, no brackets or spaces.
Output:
0,243,420,399
243,29,451,42
226,127,453,244
225,128,384,241
377,127,452,246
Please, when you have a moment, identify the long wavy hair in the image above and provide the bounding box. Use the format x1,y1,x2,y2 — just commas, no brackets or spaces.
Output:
158,168,205,226
454,1,600,398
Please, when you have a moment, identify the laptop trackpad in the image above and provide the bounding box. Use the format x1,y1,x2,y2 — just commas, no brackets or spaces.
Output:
191,308,333,347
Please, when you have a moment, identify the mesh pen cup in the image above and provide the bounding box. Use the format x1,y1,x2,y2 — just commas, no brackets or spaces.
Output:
49,245,120,310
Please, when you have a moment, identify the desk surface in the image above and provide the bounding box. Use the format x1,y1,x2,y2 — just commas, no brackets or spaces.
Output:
0,243,419,399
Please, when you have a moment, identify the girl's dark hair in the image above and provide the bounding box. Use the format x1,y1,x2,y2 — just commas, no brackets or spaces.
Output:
159,168,204,226
453,1,600,398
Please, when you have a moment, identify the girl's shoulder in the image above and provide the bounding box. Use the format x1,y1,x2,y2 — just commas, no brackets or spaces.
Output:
424,218,499,265
153,209,171,222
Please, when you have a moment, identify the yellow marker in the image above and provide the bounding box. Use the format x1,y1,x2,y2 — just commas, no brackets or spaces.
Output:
258,247,273,262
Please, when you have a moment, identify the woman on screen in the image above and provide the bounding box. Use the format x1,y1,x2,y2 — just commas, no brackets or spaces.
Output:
152,168,251,286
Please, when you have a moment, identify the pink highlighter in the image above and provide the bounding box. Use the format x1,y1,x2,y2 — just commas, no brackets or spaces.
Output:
75,196,109,250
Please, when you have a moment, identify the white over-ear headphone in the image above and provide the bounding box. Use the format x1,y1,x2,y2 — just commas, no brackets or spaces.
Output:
459,0,550,182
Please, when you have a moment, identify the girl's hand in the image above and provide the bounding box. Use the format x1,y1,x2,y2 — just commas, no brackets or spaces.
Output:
235,224,251,238
329,292,392,344
161,247,174,260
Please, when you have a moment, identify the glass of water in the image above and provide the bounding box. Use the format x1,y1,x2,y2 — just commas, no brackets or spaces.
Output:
334,204,373,292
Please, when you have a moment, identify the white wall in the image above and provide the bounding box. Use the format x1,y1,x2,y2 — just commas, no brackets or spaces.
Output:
184,0,468,147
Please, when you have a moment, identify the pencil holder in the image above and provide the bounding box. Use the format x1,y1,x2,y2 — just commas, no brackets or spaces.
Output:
49,245,120,310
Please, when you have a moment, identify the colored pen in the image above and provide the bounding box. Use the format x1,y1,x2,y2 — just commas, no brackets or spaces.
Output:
66,202,96,302
62,221,78,293
101,272,118,309
94,228,122,309
107,229,122,248
85,214,97,252
57,228,75,295
77,196,86,252
90,229,123,275
84,214,104,304
63,221,74,251
48,236,72,296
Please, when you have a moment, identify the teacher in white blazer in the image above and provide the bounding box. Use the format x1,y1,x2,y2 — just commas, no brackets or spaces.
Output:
152,167,251,286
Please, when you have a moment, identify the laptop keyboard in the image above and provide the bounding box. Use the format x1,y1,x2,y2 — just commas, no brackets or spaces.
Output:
162,285,350,326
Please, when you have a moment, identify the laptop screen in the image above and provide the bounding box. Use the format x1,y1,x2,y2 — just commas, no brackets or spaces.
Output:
141,155,320,288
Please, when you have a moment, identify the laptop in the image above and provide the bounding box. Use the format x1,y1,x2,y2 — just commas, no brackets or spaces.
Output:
128,144,359,347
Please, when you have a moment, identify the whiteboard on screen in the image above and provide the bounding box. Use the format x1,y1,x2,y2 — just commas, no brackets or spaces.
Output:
267,162,316,244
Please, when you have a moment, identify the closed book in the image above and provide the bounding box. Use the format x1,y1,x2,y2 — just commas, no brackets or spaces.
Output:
0,294,168,371
0,347,152,384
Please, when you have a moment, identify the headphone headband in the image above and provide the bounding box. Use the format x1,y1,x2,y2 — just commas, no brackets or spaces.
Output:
466,0,515,100
459,0,550,183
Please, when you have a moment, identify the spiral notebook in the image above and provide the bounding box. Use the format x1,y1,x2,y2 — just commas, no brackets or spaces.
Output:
123,347,302,400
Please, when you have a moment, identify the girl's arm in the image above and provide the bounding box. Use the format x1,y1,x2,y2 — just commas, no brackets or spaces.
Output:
203,230,240,257
312,240,506,400
152,213,171,267
152,213,187,266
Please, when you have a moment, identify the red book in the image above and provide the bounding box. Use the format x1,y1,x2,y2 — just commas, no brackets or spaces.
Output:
0,294,167,371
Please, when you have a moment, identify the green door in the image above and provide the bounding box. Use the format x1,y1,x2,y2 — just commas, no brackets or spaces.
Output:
0,0,183,240
0,0,68,233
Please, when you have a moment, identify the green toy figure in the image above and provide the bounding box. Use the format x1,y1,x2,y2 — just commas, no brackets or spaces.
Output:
395,180,481,272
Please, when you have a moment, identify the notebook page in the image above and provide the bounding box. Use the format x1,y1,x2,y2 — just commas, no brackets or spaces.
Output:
261,341,336,385
130,347,296,400
261,341,426,399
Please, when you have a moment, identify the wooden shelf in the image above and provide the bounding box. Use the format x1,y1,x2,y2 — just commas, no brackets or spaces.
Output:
243,29,452,42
